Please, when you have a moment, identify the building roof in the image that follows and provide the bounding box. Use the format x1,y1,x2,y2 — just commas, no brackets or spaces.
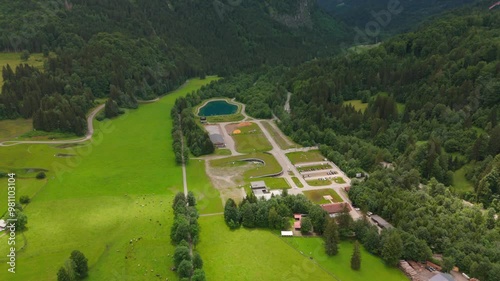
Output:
209,134,225,145
321,203,351,214
294,221,301,229
281,231,293,236
429,273,455,281
294,214,302,220
370,215,393,229
250,181,267,189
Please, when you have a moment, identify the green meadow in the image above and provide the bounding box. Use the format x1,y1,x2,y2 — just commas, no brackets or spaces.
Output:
0,119,33,141
303,188,343,204
186,159,223,214
210,152,282,179
286,150,325,164
231,123,273,153
0,77,218,281
452,165,474,194
262,177,291,189
197,215,336,281
287,238,408,281
343,100,369,112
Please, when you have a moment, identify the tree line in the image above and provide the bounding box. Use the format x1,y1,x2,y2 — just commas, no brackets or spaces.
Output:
170,192,206,281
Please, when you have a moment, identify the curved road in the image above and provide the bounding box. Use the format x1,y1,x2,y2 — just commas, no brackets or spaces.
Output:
0,104,105,147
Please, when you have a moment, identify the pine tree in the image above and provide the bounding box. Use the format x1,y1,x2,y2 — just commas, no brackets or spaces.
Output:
323,218,339,256
351,240,361,270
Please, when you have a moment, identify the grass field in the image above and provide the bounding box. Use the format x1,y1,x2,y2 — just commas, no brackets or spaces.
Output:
210,152,282,179
452,166,474,194
306,179,333,186
291,177,304,188
214,148,232,156
197,215,337,281
261,121,297,149
303,189,343,204
232,123,273,153
286,150,325,164
286,238,408,281
0,77,218,281
333,177,346,184
343,100,368,112
186,160,223,214
0,52,45,87
262,177,291,189
0,119,33,141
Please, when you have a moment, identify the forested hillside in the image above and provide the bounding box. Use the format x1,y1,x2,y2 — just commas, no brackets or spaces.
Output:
184,5,500,279
0,0,350,134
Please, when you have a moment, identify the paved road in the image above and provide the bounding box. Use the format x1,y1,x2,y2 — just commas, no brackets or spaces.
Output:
0,104,105,147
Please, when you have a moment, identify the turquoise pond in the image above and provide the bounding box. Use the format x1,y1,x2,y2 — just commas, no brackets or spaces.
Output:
198,100,238,116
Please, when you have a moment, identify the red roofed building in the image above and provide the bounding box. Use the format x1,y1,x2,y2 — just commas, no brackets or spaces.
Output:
293,214,302,230
294,221,301,230
321,203,351,217
294,214,302,220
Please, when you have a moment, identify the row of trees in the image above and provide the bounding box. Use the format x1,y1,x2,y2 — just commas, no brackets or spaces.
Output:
170,192,206,281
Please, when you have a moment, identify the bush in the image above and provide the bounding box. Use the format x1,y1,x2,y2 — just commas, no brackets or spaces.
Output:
20,195,31,204
36,172,46,179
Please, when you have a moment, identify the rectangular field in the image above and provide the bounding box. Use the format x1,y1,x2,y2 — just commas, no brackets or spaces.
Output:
296,163,332,172
262,177,291,189
286,238,408,281
0,119,33,141
197,215,336,281
303,188,343,204
230,123,273,153
286,150,325,164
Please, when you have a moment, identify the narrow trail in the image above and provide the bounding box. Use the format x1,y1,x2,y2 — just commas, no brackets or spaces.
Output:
0,104,105,147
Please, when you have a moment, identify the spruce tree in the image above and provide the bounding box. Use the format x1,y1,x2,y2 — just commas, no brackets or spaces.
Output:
323,218,339,256
351,240,361,270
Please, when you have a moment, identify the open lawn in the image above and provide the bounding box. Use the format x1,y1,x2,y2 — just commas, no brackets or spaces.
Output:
343,100,368,112
0,77,218,281
286,150,325,164
306,179,333,187
186,160,223,214
262,177,291,189
231,123,273,153
214,148,232,156
197,215,336,281
333,177,346,184
0,119,33,141
291,177,304,188
286,238,408,281
303,189,343,204
0,52,45,87
210,152,282,179
452,166,474,194
262,121,297,149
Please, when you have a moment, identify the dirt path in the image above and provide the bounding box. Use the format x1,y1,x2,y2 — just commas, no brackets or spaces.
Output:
0,104,105,147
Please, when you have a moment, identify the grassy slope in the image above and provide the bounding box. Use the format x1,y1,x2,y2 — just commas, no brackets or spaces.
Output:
197,215,336,281
0,52,45,87
186,159,223,214
0,119,33,141
286,150,325,164
343,100,368,112
287,239,408,281
0,77,217,281
210,152,282,179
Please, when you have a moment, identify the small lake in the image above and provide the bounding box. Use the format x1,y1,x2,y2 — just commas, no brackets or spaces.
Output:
199,100,238,116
